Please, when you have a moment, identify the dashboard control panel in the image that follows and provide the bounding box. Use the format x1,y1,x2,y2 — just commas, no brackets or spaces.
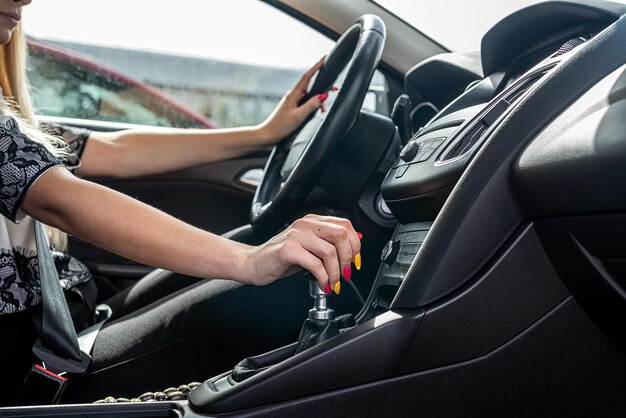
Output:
397,137,447,166
358,221,432,322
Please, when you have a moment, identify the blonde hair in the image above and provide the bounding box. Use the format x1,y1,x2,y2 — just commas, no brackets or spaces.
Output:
1,23,69,249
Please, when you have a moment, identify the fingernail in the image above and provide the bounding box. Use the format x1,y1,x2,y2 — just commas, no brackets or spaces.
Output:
343,265,352,282
356,232,363,240
318,93,329,102
333,281,341,295
355,253,362,270
331,86,340,92
324,283,331,294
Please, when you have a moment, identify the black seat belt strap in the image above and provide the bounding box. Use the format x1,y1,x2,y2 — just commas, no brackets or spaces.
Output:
35,221,82,362
15,222,91,405
31,221,91,373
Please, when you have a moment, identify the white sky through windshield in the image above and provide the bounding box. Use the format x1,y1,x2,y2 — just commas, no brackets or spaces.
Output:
375,0,626,50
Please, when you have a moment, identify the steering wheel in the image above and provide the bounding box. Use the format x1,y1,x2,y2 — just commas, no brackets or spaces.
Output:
250,15,386,235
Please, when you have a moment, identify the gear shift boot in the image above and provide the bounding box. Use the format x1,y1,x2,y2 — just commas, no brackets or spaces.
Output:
295,318,338,354
230,278,350,383
296,280,339,353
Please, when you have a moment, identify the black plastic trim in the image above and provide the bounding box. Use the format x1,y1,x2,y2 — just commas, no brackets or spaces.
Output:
481,0,626,75
219,297,626,417
396,223,569,373
188,310,423,414
536,213,626,354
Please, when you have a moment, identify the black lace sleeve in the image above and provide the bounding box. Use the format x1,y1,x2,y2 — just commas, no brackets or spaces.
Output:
40,123,91,172
0,116,62,223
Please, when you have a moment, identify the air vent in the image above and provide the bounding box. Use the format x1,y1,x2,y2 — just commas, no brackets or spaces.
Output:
445,120,488,160
438,65,554,163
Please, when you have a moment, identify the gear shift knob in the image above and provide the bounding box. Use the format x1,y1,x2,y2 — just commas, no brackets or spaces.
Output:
308,280,335,320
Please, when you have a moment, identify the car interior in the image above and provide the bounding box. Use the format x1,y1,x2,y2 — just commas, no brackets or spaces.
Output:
3,0,626,416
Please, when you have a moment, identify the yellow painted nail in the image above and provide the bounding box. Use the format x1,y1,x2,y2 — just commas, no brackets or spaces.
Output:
333,281,341,295
355,253,362,270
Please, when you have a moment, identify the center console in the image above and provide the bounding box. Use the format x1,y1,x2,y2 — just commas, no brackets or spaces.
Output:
185,220,433,414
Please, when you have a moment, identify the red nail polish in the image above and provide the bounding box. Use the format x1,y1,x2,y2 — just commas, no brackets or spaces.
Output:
319,93,329,102
357,232,363,240
324,283,331,294
331,86,340,92
343,265,352,282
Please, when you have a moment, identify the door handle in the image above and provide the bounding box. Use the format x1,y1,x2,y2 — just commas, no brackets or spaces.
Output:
238,168,264,187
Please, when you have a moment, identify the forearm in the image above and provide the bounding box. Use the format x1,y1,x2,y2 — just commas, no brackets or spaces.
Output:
22,167,254,282
79,125,271,178
77,58,325,179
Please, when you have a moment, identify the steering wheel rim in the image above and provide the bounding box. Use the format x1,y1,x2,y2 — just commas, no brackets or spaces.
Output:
250,14,386,235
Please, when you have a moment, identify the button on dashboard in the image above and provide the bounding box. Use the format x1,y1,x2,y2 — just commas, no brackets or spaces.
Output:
396,246,420,267
431,137,446,147
417,150,434,162
414,137,447,162
404,231,419,242
381,240,401,265
400,243,420,254
399,140,420,162
421,139,434,148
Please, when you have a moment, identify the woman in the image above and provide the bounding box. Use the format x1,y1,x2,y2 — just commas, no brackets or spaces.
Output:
0,0,360,404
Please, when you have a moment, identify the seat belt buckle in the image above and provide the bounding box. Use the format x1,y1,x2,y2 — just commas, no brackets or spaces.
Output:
15,364,69,405
31,338,92,375
14,339,91,405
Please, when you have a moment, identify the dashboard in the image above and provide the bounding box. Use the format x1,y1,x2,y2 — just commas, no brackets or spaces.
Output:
383,12,611,222
363,0,626,317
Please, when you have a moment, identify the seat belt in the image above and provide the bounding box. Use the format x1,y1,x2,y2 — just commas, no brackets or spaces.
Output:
15,222,91,405
78,304,112,354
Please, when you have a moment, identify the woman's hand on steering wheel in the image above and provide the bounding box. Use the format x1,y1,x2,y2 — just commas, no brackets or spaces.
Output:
243,214,361,293
256,58,328,146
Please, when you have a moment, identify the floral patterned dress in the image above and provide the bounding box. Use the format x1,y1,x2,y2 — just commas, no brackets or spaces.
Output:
0,117,92,315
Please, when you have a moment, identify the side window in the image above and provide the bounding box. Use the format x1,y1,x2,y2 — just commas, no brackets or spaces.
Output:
25,0,389,129
27,42,212,128
367,71,390,114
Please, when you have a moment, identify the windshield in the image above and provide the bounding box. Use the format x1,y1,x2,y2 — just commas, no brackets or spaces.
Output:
374,0,624,51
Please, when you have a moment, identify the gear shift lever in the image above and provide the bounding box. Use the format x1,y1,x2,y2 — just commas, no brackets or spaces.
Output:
307,280,335,321
295,279,341,354
231,276,354,383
